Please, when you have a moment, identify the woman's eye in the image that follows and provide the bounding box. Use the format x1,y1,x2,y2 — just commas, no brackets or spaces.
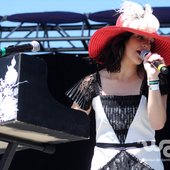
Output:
136,36,154,44
137,36,144,40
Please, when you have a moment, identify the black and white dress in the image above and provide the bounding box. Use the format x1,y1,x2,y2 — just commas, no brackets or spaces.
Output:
66,72,169,170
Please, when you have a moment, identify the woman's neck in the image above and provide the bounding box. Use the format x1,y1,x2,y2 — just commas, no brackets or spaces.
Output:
99,69,143,96
103,67,140,82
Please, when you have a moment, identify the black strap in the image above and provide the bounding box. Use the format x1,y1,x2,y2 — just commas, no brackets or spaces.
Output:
96,141,155,149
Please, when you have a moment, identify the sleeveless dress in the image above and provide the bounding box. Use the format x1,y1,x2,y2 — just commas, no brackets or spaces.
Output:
66,72,169,170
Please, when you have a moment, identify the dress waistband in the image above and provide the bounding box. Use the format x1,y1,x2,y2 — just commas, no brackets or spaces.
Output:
96,141,155,150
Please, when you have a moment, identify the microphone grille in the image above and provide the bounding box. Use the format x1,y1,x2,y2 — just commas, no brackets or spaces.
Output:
140,50,150,59
30,41,40,52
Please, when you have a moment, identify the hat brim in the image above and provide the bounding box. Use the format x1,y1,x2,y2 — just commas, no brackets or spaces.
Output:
88,26,170,65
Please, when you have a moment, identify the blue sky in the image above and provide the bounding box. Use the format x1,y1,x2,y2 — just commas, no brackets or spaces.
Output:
0,0,170,50
0,0,170,15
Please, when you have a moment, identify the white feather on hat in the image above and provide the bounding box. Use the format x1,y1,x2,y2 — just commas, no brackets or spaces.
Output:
117,1,160,33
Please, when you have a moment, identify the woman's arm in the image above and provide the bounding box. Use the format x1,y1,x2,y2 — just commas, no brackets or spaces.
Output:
143,53,168,130
147,90,167,130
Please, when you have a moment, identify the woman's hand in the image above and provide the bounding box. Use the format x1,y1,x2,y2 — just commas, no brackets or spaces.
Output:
143,53,165,79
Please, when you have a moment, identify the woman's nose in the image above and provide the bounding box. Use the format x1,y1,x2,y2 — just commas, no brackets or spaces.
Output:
142,41,151,49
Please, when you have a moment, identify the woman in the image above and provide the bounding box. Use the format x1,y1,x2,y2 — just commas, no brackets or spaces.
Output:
66,1,170,169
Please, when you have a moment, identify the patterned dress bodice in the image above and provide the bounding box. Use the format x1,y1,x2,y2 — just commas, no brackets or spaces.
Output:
101,95,140,144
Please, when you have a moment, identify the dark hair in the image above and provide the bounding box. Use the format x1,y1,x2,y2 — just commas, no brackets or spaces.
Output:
96,32,144,76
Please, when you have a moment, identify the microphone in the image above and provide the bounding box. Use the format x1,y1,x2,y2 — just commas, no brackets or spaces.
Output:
0,41,40,57
140,50,169,75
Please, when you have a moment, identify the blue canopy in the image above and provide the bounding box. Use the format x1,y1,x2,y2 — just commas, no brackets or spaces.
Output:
4,7,170,26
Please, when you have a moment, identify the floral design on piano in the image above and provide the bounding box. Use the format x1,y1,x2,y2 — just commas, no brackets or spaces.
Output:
0,56,27,122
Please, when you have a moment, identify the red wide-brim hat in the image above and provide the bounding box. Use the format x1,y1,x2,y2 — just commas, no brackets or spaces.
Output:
88,2,170,65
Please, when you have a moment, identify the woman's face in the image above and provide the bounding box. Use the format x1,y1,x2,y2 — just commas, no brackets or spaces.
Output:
123,34,154,65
